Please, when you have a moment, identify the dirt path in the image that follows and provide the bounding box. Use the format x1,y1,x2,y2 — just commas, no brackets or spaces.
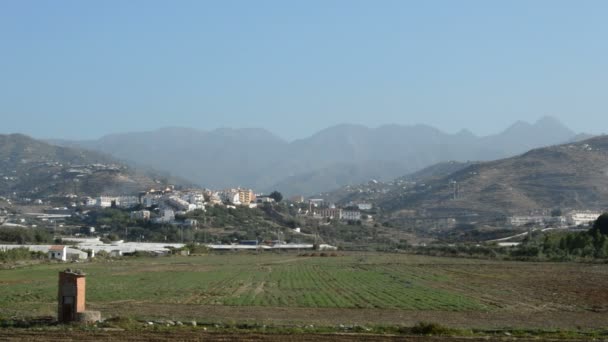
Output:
88,303,608,330
0,330,594,342
253,281,265,296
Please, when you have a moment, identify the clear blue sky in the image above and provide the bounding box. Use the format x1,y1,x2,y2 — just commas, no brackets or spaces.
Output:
1,0,607,140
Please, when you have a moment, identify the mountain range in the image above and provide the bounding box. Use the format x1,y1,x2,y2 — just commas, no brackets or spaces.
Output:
0,134,175,198
325,135,608,221
50,116,578,196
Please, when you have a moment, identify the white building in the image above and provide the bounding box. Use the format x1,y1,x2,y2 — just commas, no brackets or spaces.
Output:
48,245,67,261
142,194,162,208
96,196,115,208
567,211,602,226
219,191,241,205
357,203,373,210
0,245,91,261
341,210,362,221
130,210,151,221
66,248,89,260
256,196,275,203
167,196,196,212
208,192,222,205
86,196,140,208
184,192,206,210
116,196,140,209
313,208,342,219
308,199,324,207
508,216,549,227
70,241,185,256
152,209,175,223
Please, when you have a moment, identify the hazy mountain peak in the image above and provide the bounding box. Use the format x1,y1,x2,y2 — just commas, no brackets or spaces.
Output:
535,115,564,127
455,128,476,138
301,124,371,143
314,123,370,134
211,127,285,142
503,120,532,133
44,118,580,196
155,126,205,134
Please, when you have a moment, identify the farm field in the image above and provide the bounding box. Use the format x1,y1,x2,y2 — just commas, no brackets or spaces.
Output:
1,252,608,330
0,329,599,342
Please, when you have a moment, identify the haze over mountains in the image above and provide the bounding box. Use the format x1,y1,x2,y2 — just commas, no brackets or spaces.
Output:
51,116,580,196
0,134,175,198
378,134,608,219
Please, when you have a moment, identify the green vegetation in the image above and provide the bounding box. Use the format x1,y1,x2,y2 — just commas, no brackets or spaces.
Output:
0,227,53,244
593,213,608,235
2,252,607,335
0,254,490,319
0,247,46,263
512,215,608,260
412,214,608,262
78,205,306,244
268,191,283,202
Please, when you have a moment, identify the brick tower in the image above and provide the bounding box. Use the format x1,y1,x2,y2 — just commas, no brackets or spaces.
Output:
57,269,86,323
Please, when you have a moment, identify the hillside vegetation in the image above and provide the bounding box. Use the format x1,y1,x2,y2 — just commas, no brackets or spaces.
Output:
378,135,608,218
0,134,171,198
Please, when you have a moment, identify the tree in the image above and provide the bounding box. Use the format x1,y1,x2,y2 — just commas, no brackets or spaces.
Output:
592,213,608,235
269,190,283,203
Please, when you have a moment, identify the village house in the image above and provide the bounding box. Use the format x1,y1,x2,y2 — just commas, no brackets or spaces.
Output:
49,245,67,261
130,210,151,221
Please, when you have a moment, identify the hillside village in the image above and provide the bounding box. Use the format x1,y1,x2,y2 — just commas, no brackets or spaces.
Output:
1,176,604,263
2,134,608,263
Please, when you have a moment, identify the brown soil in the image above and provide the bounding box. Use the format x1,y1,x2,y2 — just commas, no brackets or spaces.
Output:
87,303,608,330
84,260,608,330
0,330,593,342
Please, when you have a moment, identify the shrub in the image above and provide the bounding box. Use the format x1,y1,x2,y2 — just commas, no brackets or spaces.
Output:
410,322,451,335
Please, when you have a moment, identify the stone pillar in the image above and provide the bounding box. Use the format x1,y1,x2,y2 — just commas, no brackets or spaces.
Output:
57,269,86,323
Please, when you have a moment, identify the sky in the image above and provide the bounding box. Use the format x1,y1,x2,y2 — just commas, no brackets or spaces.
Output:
0,0,607,141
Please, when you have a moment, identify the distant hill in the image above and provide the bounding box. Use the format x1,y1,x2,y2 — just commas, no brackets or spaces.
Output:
0,134,177,198
314,161,476,205
50,117,579,196
50,127,288,192
400,161,477,183
377,135,608,218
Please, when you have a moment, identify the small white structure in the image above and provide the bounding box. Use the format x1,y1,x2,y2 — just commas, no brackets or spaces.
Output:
48,245,67,261
497,242,521,247
318,244,338,251
66,247,89,260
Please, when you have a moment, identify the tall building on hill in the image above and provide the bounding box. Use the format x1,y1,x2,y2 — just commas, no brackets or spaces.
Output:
238,189,256,204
